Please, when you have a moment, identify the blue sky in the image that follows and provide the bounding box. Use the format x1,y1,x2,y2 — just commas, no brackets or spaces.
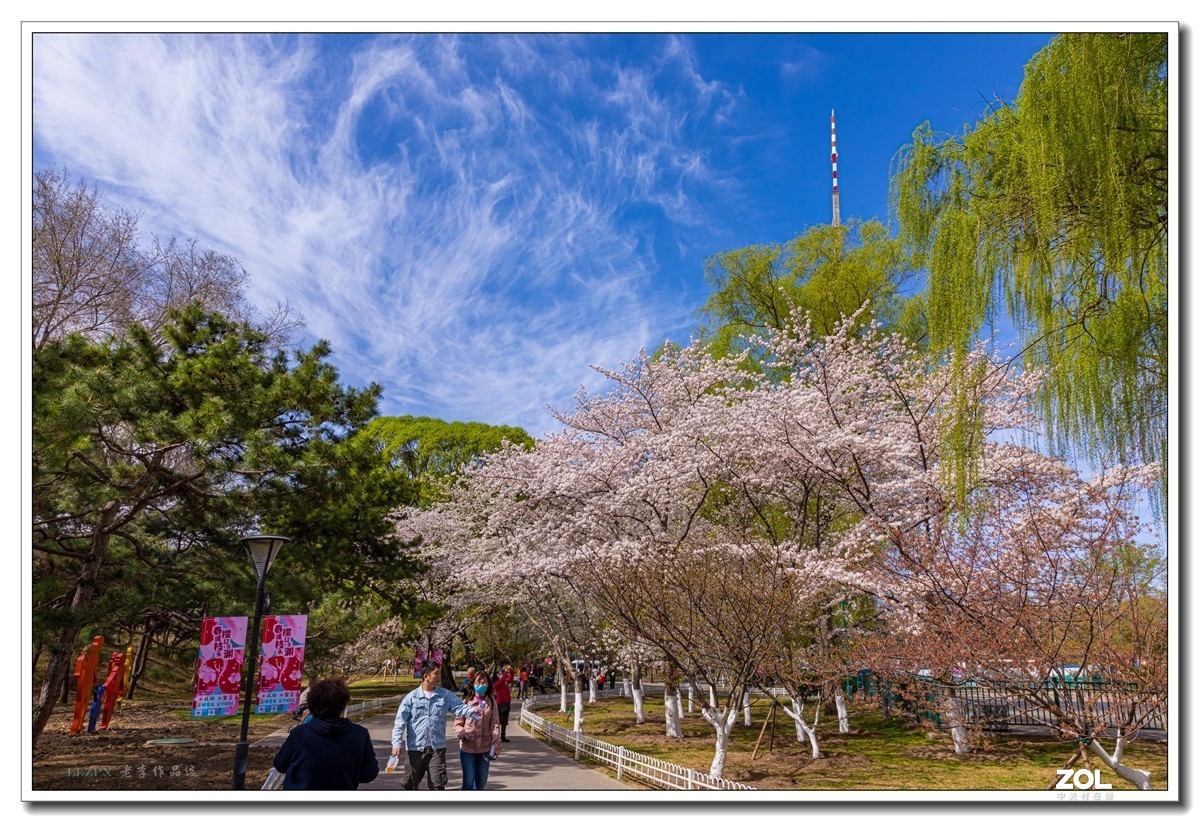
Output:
32,31,1055,437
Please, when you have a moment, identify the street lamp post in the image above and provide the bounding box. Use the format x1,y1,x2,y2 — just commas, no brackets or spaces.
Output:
231,534,289,790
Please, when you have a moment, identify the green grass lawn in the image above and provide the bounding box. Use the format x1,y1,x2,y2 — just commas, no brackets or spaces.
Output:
531,695,1168,792
168,676,415,725
344,676,421,699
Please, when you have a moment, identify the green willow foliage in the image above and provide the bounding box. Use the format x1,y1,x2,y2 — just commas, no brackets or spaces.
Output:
891,33,1168,479
697,218,923,360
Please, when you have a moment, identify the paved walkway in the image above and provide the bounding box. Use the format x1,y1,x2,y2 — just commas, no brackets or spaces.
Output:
256,699,625,791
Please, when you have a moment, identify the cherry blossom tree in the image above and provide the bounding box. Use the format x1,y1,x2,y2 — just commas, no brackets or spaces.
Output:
858,458,1164,785
397,305,1162,786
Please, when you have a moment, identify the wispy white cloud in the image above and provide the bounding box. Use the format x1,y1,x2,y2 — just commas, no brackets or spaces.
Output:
33,33,741,436
781,44,826,80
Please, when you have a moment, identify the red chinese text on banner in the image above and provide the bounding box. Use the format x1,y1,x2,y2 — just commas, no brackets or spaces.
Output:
192,617,248,717
256,615,308,714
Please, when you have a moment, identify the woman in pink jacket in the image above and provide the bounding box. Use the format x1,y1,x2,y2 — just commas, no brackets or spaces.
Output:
454,672,502,790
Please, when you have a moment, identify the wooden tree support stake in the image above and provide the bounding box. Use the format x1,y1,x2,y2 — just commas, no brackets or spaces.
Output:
751,701,777,760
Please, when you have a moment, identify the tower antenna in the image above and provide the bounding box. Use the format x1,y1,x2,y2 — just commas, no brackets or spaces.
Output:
831,109,841,227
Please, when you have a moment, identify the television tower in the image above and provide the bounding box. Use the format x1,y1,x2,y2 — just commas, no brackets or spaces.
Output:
830,109,840,227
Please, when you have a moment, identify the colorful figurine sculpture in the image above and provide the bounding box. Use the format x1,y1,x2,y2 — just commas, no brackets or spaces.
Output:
98,652,127,729
86,684,105,733
69,636,104,736
120,645,132,704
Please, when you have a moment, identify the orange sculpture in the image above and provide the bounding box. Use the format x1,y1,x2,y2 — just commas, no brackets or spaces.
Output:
99,652,127,729
69,636,104,736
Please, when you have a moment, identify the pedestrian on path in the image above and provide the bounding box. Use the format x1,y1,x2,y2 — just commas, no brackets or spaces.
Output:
460,666,477,699
455,671,502,790
391,663,480,790
492,665,514,742
272,678,379,790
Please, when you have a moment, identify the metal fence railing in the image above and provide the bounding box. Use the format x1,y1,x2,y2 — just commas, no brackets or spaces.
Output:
518,691,755,791
874,677,1167,733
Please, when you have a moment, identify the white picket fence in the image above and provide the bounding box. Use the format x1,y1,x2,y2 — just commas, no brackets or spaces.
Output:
518,690,756,791
342,695,403,721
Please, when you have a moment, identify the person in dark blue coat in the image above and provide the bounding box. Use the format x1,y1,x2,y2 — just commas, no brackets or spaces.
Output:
273,677,379,790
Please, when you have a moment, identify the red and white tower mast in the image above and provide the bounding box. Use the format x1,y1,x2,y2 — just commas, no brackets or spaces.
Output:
830,109,841,227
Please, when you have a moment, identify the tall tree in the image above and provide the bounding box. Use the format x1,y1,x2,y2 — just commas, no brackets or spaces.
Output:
891,33,1168,476
365,415,532,501
410,304,1161,784
33,166,300,353
31,307,389,743
697,218,924,359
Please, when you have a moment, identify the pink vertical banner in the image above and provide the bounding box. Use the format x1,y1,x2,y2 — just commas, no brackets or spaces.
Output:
192,617,247,717
414,648,427,678
256,615,308,714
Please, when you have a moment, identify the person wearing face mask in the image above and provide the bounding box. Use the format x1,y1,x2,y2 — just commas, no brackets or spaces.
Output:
391,663,480,790
454,672,502,790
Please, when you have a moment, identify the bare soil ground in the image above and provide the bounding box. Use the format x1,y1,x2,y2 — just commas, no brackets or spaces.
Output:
32,700,292,792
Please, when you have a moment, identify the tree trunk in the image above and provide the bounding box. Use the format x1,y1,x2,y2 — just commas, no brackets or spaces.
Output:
781,700,820,758
631,663,645,724
559,678,569,713
835,691,850,733
699,705,736,779
939,688,970,754
127,618,159,700
573,680,585,733
743,691,752,726
1088,737,1153,790
803,716,820,759
32,521,113,745
664,689,683,738
587,674,596,703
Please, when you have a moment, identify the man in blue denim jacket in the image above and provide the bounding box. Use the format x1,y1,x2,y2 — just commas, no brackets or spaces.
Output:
391,662,479,789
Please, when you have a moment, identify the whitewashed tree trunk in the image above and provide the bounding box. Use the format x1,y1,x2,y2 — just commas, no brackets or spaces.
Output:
631,664,646,724
1088,737,1153,790
687,684,694,714
699,705,737,779
792,699,807,742
664,689,683,737
588,675,597,703
559,679,569,713
743,691,752,726
672,688,684,736
803,717,820,759
573,685,585,732
632,686,646,724
780,700,820,758
939,689,970,754
621,676,629,697
834,691,849,734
